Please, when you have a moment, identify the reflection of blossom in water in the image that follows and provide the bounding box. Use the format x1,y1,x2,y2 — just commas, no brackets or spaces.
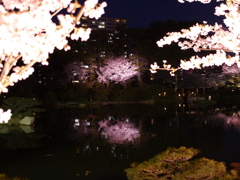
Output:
98,119,140,144
217,113,240,131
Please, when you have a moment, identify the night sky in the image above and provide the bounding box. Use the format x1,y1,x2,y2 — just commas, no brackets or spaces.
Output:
101,0,224,28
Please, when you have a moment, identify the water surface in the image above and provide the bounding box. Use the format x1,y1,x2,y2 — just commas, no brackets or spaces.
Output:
1,104,240,180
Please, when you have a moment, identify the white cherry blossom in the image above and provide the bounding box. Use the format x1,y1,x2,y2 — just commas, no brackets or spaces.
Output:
0,0,107,122
157,0,240,70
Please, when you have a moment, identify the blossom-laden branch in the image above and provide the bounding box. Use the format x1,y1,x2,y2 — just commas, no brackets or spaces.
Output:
157,0,240,70
0,0,107,123
150,61,181,76
0,0,106,93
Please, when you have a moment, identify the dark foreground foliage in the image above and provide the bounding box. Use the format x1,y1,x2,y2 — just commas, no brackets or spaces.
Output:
125,147,240,180
0,174,29,180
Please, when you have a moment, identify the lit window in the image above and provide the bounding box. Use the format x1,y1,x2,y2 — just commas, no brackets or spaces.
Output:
98,25,105,28
72,80,79,83
82,17,87,20
115,19,120,22
82,24,88,27
99,21,105,25
81,65,89,68
91,21,96,24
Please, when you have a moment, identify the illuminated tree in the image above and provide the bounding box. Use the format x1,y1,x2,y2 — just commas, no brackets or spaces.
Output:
0,0,107,122
157,0,240,70
96,57,138,88
63,62,90,83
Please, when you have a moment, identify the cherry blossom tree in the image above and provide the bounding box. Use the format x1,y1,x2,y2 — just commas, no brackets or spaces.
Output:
157,0,240,70
96,57,138,88
0,0,107,123
63,62,90,83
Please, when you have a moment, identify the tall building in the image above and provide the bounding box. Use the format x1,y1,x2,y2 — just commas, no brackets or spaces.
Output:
80,16,129,31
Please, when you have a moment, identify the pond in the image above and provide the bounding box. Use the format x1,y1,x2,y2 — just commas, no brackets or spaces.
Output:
1,103,240,180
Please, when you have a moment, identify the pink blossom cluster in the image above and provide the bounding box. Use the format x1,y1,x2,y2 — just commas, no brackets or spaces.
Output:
157,0,240,70
96,57,138,85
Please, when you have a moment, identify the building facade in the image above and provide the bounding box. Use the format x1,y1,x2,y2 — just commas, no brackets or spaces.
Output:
80,16,129,31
